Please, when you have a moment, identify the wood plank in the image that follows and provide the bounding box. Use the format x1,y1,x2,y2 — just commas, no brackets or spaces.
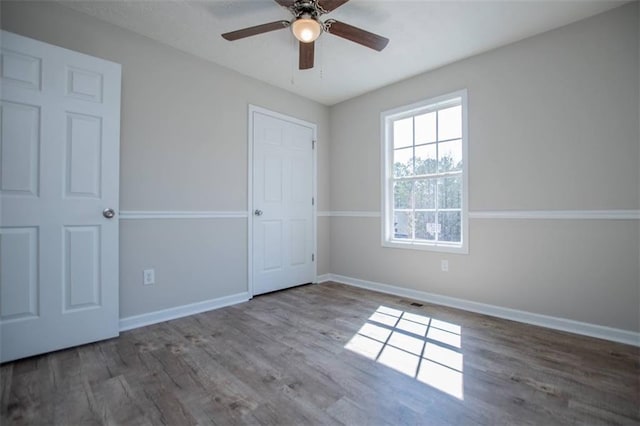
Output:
1,282,638,425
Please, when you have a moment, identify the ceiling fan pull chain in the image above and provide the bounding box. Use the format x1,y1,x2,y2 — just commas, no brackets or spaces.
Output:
291,33,296,85
319,36,324,80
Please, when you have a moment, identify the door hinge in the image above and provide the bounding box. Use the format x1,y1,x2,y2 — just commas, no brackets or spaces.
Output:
312,140,316,149
312,254,315,262
312,197,315,206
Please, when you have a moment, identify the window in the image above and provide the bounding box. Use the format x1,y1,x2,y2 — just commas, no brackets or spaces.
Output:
381,90,468,253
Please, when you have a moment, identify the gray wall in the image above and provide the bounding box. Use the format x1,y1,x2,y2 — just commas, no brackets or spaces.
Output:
329,3,640,332
2,1,638,333
1,1,331,318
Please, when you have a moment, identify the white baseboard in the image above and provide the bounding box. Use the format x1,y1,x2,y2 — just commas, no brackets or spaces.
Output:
315,273,332,283
119,292,250,332
322,274,639,347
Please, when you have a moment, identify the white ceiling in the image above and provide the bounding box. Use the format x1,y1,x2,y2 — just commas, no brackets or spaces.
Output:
59,0,626,105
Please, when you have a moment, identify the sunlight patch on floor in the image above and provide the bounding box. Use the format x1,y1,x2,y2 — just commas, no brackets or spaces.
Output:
344,305,464,399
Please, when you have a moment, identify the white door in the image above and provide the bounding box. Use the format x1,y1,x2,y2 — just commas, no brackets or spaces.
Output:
251,108,315,295
0,31,121,362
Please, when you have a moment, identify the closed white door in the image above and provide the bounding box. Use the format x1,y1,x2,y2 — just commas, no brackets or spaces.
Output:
251,108,315,295
0,31,121,362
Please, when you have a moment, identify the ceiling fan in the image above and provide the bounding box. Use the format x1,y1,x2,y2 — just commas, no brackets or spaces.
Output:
221,0,389,70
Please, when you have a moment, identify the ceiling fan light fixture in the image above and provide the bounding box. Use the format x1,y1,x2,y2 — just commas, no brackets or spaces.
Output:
221,0,389,71
291,17,322,43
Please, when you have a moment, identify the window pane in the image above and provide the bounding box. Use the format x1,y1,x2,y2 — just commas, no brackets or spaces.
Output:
394,211,412,239
394,147,413,177
384,93,466,251
393,117,413,149
415,212,437,241
438,211,461,242
438,139,462,172
438,176,462,209
438,105,461,141
414,144,437,175
414,178,436,209
415,112,436,144
394,181,413,209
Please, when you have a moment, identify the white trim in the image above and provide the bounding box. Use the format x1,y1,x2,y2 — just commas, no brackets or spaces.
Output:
247,105,317,299
381,89,470,255
469,210,640,220
317,210,640,220
119,292,250,332
318,211,379,217
248,107,255,298
119,211,248,220
381,240,472,254
117,210,639,220
322,274,640,347
316,273,332,283
326,211,381,217
312,119,318,290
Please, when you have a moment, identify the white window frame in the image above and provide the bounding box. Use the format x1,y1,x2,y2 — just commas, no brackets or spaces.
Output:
381,89,469,254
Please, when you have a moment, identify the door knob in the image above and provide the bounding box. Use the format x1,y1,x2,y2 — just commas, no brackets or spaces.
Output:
103,208,115,219
254,209,263,216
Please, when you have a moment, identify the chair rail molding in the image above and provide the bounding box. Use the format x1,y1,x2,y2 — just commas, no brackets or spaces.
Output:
318,210,640,220
119,211,249,220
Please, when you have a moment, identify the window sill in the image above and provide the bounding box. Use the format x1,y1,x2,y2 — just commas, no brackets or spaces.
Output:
382,239,468,254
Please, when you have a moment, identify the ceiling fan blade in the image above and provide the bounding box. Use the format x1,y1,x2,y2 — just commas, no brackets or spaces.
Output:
273,0,295,7
299,41,315,70
326,20,389,51
221,20,290,41
318,0,351,13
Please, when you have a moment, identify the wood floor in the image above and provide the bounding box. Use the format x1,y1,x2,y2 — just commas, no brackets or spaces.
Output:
1,282,639,425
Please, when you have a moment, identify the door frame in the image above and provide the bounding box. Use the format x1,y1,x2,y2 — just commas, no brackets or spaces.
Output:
247,105,317,298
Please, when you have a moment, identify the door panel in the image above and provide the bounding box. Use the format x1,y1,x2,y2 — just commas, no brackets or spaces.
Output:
0,228,39,320
262,220,283,271
0,48,41,89
66,66,103,103
252,110,315,295
65,112,102,197
63,226,101,311
0,31,121,362
264,155,283,202
289,219,306,266
0,101,40,195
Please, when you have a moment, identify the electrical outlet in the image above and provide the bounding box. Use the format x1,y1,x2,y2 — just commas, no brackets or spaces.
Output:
441,260,449,272
143,268,155,285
